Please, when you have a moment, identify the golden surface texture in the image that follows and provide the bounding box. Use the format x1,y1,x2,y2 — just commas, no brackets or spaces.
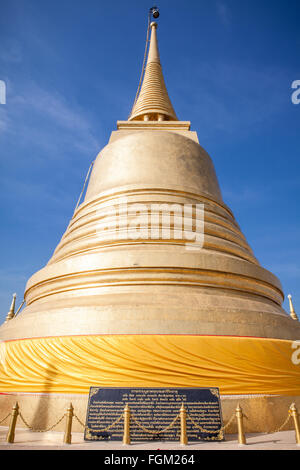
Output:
1,129,299,341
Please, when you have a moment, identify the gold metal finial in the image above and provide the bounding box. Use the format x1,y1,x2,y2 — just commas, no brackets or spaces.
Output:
128,13,178,122
5,293,17,323
288,294,298,321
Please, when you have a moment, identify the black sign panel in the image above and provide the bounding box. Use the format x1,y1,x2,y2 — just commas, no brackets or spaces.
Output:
84,387,224,442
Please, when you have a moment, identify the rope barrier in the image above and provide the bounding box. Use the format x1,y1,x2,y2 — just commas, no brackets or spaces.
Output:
73,160,95,214
131,413,180,435
222,411,238,432
84,412,124,434
0,413,11,425
18,411,66,433
73,413,86,429
186,411,235,435
266,411,292,435
2,402,299,446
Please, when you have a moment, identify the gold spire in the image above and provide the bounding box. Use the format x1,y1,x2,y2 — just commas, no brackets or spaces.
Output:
288,294,298,321
129,22,178,122
5,293,16,323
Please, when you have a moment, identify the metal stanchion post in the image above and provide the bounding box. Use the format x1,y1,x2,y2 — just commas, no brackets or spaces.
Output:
236,404,247,445
123,404,131,445
63,403,74,444
6,402,19,444
290,403,300,445
180,403,188,445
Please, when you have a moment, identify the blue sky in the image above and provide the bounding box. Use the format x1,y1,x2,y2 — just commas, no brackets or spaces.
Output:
0,0,299,324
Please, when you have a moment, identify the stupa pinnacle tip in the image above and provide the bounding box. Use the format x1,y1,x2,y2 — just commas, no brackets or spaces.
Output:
128,12,178,122
150,6,160,20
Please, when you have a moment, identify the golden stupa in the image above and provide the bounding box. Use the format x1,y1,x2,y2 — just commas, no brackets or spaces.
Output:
1,19,300,433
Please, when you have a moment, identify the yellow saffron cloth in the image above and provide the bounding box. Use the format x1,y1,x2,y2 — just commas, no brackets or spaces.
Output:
0,335,299,395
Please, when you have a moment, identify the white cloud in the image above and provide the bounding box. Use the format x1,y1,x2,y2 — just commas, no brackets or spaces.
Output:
179,59,289,141
0,268,28,284
223,186,268,205
16,86,92,132
267,263,300,279
0,108,10,133
0,41,23,64
216,1,232,27
2,80,102,157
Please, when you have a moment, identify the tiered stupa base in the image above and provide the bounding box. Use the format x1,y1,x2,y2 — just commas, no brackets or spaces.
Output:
1,21,299,435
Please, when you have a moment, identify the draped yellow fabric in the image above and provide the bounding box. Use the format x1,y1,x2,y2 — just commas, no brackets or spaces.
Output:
0,335,299,396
